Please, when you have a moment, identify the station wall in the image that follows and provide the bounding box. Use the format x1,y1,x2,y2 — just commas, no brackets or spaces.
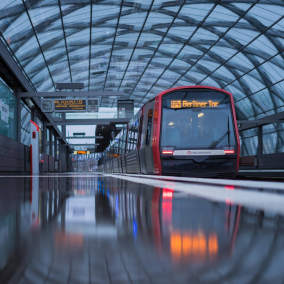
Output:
0,134,25,172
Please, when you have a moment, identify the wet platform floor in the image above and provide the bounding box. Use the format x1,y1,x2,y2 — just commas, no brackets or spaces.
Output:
0,173,284,284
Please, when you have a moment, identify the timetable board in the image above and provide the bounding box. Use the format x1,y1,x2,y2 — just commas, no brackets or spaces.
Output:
54,99,86,112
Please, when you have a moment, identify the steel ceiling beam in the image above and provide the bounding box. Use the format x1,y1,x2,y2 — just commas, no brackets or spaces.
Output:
22,0,56,90
0,39,34,92
63,143,100,146
46,118,129,126
237,112,284,131
19,91,125,98
58,0,73,84
58,136,104,139
140,1,257,104
136,0,221,106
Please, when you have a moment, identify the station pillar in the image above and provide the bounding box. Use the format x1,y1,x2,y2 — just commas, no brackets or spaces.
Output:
258,125,263,156
14,87,22,143
30,120,39,174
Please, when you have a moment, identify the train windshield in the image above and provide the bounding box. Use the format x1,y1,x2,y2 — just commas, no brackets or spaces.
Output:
161,89,236,150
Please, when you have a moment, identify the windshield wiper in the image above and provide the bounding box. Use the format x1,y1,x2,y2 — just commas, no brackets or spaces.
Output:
210,117,231,149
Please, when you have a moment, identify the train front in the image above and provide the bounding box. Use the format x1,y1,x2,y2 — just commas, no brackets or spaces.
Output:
160,87,239,178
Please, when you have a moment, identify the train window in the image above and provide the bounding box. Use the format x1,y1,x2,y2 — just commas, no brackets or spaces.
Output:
146,109,153,146
121,128,127,155
132,120,139,150
127,126,132,152
161,90,236,150
137,115,143,149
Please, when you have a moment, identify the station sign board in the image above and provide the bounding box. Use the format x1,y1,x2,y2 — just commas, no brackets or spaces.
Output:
88,99,99,112
54,99,86,112
74,151,90,155
42,99,99,113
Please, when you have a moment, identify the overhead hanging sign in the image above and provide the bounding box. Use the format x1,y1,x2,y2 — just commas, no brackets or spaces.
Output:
88,99,99,112
0,100,9,123
74,146,87,151
54,99,87,112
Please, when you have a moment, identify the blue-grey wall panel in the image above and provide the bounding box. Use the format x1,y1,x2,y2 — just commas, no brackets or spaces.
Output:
24,145,30,172
48,156,54,172
42,153,49,172
0,134,25,172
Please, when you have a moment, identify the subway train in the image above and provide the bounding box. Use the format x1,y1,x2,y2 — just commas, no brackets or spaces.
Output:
98,86,240,178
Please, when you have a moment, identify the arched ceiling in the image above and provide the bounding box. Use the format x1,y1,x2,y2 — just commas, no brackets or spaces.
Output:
1,0,284,120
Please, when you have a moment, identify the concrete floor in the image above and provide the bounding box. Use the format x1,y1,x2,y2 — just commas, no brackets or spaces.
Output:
0,173,284,284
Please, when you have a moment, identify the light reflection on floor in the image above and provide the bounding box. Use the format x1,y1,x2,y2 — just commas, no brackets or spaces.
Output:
0,174,283,284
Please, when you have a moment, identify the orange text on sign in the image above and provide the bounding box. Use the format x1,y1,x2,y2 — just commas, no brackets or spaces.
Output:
171,100,219,108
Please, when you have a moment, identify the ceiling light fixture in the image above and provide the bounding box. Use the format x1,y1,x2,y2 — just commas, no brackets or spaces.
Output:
92,71,105,75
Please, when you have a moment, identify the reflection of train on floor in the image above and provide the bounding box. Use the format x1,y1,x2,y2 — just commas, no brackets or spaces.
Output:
99,176,240,263
98,86,240,178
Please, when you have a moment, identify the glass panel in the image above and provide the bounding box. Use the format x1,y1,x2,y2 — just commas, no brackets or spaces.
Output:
52,134,54,157
0,0,284,114
21,102,31,146
0,80,17,140
46,128,50,155
146,108,153,146
57,140,59,159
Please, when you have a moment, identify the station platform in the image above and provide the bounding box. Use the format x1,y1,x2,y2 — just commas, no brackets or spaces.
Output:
1,173,284,284
238,169,284,178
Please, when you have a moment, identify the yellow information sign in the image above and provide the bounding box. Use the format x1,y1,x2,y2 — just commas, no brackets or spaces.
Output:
54,99,86,112
171,100,219,108
73,151,91,155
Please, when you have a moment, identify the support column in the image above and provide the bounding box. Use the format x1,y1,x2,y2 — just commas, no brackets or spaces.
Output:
54,135,58,160
59,139,63,172
62,113,66,137
43,119,47,154
49,127,53,157
31,107,37,122
258,125,263,156
14,87,22,143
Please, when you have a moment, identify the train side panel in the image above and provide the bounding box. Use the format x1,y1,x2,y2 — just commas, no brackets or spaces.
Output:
144,100,156,174
152,95,162,175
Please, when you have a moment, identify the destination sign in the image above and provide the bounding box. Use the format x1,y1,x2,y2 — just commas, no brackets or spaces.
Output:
54,99,86,112
74,151,90,155
171,100,219,108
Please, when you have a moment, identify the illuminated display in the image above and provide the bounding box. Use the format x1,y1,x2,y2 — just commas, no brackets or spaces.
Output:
171,231,218,261
54,99,86,112
171,100,219,108
74,151,90,154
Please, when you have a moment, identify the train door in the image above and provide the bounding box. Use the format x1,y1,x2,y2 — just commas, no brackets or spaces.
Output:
144,100,155,174
121,126,128,172
125,116,140,173
137,106,144,173
139,103,148,173
119,130,124,173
